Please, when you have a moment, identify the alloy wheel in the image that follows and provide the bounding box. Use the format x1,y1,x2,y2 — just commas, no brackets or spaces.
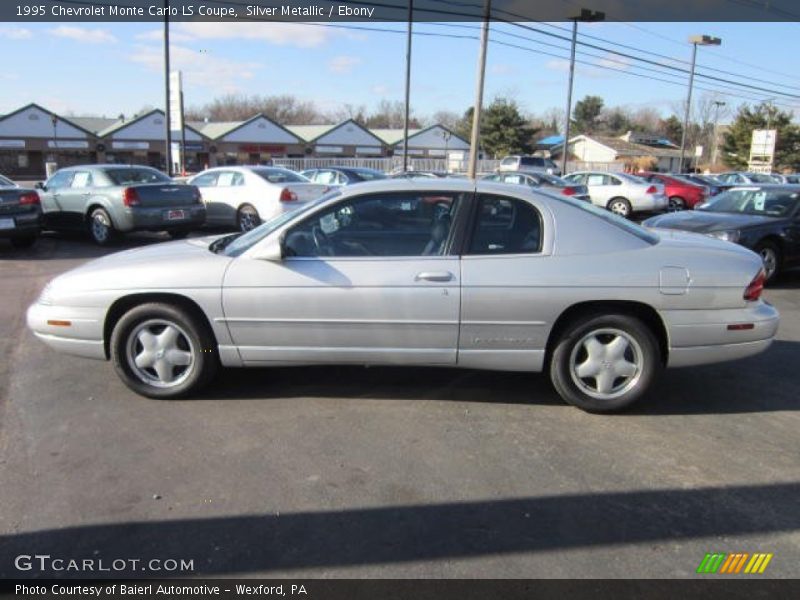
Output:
126,319,196,388
569,328,644,400
759,247,778,281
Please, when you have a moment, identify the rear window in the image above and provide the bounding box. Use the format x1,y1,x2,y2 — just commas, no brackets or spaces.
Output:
105,167,171,185
350,169,387,181
252,168,308,184
520,157,545,166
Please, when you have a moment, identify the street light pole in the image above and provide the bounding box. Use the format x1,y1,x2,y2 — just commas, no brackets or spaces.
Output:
402,0,413,173
163,0,172,175
679,35,721,173
561,9,604,177
467,0,491,180
711,100,726,167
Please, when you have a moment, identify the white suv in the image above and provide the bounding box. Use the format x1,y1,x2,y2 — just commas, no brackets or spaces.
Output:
498,155,561,176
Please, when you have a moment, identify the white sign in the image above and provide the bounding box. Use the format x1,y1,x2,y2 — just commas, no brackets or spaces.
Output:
355,146,382,155
169,71,183,131
315,145,344,154
0,140,25,148
694,145,703,158
112,141,150,150
48,140,89,149
428,149,446,157
751,129,777,157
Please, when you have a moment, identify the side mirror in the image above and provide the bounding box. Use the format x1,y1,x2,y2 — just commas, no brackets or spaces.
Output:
35,182,45,190
252,236,283,262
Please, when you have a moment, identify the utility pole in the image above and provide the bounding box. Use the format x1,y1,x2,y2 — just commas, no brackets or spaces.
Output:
561,9,604,177
711,100,726,167
467,0,491,180
679,35,721,173
163,0,172,175
402,0,413,172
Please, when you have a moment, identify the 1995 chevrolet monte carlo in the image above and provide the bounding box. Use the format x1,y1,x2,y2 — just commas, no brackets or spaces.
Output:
27,179,779,412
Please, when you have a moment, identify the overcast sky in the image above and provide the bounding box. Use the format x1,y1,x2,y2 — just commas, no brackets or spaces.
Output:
1,21,798,123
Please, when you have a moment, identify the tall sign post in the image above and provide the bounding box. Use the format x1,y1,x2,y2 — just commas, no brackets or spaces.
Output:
169,70,185,175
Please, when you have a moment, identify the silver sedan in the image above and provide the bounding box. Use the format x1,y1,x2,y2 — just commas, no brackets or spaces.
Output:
27,179,778,412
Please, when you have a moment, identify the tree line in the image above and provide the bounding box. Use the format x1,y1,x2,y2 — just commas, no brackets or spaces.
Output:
181,93,800,170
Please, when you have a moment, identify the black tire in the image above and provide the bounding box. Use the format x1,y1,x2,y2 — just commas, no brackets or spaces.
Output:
549,313,661,413
236,204,261,232
607,197,632,218
754,240,781,284
667,196,685,212
10,234,38,248
167,230,190,240
110,302,218,399
88,207,117,246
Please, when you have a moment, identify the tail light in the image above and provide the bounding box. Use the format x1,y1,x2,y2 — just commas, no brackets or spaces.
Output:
743,268,766,301
192,188,203,204
561,186,577,196
19,192,40,205
122,187,140,207
279,188,298,202
645,185,658,194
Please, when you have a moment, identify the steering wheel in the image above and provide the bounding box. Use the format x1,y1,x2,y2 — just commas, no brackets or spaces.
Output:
311,225,331,255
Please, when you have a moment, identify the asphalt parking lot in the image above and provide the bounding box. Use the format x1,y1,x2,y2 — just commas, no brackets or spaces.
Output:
0,232,798,579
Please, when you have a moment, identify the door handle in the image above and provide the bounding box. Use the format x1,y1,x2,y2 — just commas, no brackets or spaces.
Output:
415,271,454,282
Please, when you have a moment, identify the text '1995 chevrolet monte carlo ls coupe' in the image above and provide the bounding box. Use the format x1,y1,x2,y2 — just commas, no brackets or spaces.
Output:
27,179,779,412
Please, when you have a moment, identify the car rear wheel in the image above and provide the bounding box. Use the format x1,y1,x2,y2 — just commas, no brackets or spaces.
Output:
167,230,190,240
607,197,632,218
549,313,660,412
88,208,116,246
110,302,218,399
10,234,38,248
667,196,685,212
237,204,261,232
755,240,781,283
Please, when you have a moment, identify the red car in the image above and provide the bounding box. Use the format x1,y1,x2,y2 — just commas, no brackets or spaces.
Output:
638,172,709,211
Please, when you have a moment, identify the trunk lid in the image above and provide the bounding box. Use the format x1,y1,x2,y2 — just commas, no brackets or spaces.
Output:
128,183,200,208
282,183,329,203
0,188,39,215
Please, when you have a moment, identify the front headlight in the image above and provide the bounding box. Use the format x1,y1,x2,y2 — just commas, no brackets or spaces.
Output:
708,230,740,243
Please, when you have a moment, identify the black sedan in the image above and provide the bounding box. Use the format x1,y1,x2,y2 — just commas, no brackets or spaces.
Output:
0,175,42,248
643,184,800,282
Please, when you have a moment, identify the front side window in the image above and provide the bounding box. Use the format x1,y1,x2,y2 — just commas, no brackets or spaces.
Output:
216,171,244,187
467,194,542,255
586,174,607,186
191,172,219,187
46,170,74,190
284,192,464,258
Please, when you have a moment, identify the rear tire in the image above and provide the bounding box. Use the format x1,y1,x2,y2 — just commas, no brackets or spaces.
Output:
607,197,632,218
10,235,38,248
110,302,218,399
549,313,661,413
167,230,190,240
755,240,781,283
236,204,261,232
88,207,117,246
668,196,685,212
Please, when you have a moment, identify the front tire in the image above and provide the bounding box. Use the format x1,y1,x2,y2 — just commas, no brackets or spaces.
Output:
10,234,38,248
607,197,632,218
88,208,117,246
668,196,685,212
110,302,218,399
236,204,261,232
755,240,781,283
549,313,661,413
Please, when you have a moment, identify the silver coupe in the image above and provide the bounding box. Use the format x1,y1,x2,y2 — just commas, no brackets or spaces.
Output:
27,179,779,412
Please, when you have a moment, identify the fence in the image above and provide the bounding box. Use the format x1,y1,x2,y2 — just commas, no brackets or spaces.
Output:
272,156,622,175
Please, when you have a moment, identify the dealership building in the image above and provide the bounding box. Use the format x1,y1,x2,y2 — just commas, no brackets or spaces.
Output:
0,103,469,178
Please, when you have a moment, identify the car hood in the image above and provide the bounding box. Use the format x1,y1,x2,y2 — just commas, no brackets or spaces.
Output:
643,210,778,233
48,236,233,295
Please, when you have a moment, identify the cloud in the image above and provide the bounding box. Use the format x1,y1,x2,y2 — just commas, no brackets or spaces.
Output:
129,44,260,93
328,55,361,74
49,26,117,44
173,22,332,48
0,26,32,40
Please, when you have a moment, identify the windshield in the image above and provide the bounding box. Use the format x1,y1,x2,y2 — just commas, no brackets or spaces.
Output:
252,167,309,184
0,174,16,187
747,173,777,183
105,167,171,185
559,194,659,245
537,173,570,186
698,188,799,217
220,189,342,257
351,168,387,181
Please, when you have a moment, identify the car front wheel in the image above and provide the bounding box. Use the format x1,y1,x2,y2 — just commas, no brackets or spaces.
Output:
549,313,660,412
110,302,218,399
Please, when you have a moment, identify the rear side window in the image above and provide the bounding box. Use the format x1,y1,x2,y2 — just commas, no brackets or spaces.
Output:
468,194,542,255
252,168,307,184
46,170,74,189
520,157,544,167
105,168,170,185
191,172,219,187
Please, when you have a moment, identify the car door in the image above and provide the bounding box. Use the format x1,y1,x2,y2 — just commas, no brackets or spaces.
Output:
221,189,469,365
38,170,75,228
458,192,551,371
58,169,95,221
189,171,223,224
213,170,247,224
584,173,618,207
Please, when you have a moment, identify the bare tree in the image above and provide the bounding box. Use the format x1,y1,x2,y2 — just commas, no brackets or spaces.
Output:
185,94,324,124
